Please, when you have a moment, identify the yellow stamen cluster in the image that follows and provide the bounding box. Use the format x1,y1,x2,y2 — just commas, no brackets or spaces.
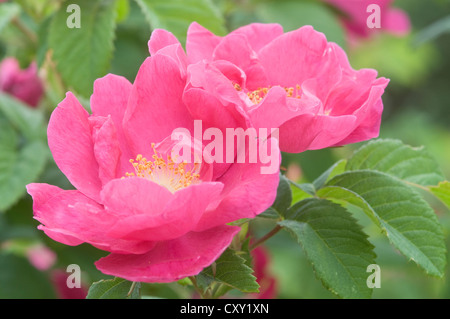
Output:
125,143,200,193
234,83,302,104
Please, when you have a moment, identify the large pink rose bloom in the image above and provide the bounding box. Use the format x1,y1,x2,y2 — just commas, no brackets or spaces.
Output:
0,57,44,107
324,0,411,39
177,23,389,153
27,47,279,283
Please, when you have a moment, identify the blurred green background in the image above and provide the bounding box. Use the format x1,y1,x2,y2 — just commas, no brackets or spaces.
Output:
0,0,449,298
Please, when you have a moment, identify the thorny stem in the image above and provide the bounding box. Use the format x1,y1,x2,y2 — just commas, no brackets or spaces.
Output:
209,282,221,299
127,281,139,297
12,17,38,44
189,276,206,299
249,225,283,251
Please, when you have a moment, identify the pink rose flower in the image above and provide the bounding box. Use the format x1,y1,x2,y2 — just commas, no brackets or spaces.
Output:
27,46,280,283
0,57,44,107
324,0,411,39
156,23,389,153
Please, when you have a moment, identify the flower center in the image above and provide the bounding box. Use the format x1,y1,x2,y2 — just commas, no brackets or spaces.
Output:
125,143,200,193
234,83,302,104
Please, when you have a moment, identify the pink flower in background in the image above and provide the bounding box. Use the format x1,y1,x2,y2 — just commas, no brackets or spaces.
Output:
51,270,88,299
157,23,389,153
250,246,277,299
323,0,411,40
0,57,44,107
27,46,280,283
26,244,57,271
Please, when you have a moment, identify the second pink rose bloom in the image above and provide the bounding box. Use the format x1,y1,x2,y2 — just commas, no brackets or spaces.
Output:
150,22,389,153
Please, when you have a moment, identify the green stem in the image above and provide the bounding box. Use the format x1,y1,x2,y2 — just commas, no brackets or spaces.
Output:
127,281,139,297
249,225,282,251
11,17,37,45
209,282,221,299
189,276,206,299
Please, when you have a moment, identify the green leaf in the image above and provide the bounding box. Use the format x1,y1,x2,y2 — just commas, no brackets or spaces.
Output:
134,0,226,44
414,15,450,46
0,138,48,211
322,170,447,277
0,2,20,34
317,186,379,227
86,277,141,299
196,249,259,293
48,0,117,97
258,207,280,219
0,93,45,140
0,252,56,298
0,214,38,242
0,94,48,212
256,0,345,47
289,181,315,196
313,159,347,190
259,174,295,219
271,173,292,216
347,139,445,186
290,183,314,205
36,14,52,68
429,181,450,209
14,0,59,22
279,198,376,299
115,0,130,23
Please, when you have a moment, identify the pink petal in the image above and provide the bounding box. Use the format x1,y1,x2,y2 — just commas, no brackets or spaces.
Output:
154,133,215,182
248,86,320,129
101,177,174,218
183,87,244,179
186,22,221,63
230,23,284,52
184,87,243,131
154,43,189,78
195,138,280,230
148,29,180,55
123,55,193,154
212,33,256,71
279,113,357,152
383,8,411,35
48,92,102,202
332,77,389,146
89,116,122,184
95,225,240,283
106,182,224,241
186,60,246,109
325,70,379,116
27,183,155,254
211,34,270,89
336,99,383,146
257,26,329,87
299,44,344,104
90,74,134,176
